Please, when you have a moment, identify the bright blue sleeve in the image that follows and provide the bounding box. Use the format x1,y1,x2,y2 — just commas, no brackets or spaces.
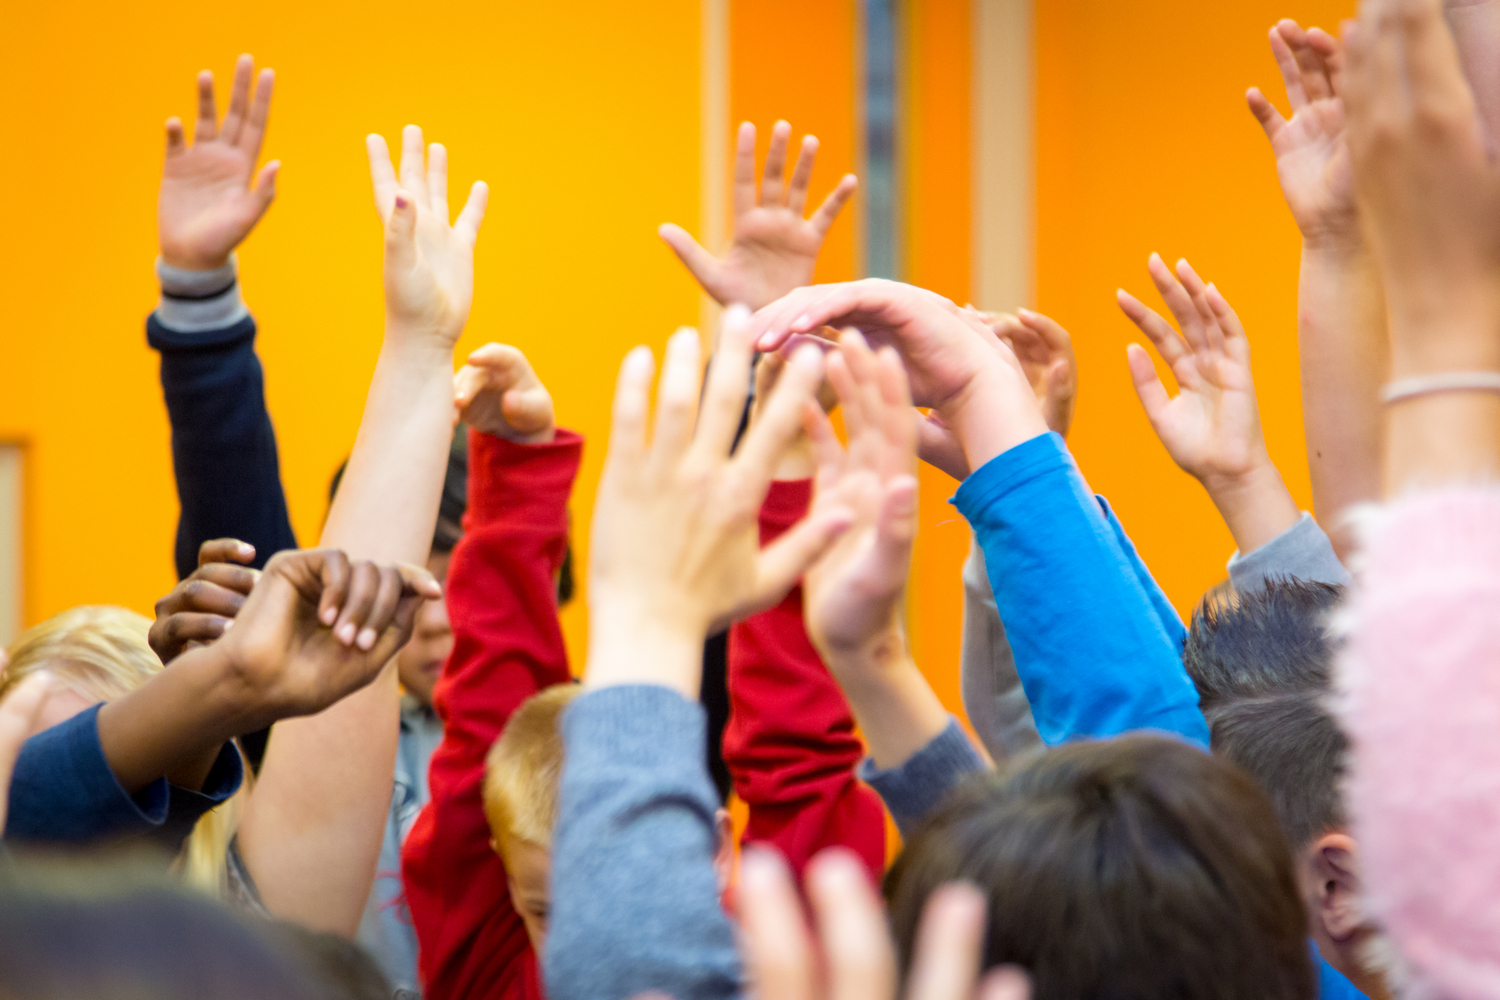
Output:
1097,496,1188,648
952,433,1209,749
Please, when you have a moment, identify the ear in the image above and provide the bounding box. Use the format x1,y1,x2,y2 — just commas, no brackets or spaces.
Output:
712,807,735,893
1302,831,1366,941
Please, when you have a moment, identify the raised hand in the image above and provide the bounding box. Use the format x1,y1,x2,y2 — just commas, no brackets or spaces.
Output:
972,308,1078,438
455,344,557,444
752,280,1048,481
660,121,858,311
1119,254,1299,552
802,333,919,663
1248,23,1357,246
584,307,854,697
158,55,279,270
737,846,1025,1000
149,538,259,665
366,125,489,344
214,549,441,731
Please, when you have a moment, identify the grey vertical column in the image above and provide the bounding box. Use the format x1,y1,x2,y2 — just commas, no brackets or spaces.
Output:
863,0,901,280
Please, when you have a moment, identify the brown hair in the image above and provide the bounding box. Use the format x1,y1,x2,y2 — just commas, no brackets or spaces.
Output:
885,734,1315,1000
483,684,580,854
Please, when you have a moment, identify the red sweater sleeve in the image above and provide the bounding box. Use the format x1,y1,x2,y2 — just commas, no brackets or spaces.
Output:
722,479,886,883
401,428,582,1000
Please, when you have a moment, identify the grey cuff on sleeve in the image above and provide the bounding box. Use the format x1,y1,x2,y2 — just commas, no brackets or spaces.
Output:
154,255,249,333
960,541,1041,762
858,717,987,838
1226,512,1352,595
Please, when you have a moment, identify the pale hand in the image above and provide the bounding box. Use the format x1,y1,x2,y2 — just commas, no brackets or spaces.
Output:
367,125,489,344
158,55,279,270
973,308,1078,438
1119,255,1271,489
455,343,557,444
660,120,858,311
1248,23,1357,246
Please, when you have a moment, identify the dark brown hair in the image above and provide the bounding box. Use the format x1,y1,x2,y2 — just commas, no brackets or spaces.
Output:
885,734,1315,1000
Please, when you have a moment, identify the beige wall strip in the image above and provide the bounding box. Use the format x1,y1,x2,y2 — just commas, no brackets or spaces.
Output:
972,0,1034,312
700,0,730,337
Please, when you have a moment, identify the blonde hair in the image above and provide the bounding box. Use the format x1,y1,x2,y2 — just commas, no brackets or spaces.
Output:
3,605,243,893
483,683,580,854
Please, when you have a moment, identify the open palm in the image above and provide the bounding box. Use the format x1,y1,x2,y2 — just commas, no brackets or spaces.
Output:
660,120,857,311
1248,22,1356,241
158,55,279,270
367,125,489,344
1120,255,1270,487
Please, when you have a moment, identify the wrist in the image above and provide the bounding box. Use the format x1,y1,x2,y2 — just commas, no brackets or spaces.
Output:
940,368,1050,477
819,625,908,681
1200,459,1302,556
1301,231,1368,263
584,602,709,698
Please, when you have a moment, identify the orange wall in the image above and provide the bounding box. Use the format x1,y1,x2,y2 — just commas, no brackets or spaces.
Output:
903,0,973,718
1036,0,1356,617
0,0,703,665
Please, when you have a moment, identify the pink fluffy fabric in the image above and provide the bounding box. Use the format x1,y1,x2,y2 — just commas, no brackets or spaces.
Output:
1337,488,1500,1000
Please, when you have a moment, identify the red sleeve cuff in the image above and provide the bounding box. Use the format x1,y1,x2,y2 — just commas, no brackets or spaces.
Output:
759,479,813,543
466,427,584,529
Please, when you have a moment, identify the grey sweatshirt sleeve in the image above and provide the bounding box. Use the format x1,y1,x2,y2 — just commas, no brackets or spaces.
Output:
857,718,988,837
959,541,1043,762
1226,512,1351,595
547,684,743,1000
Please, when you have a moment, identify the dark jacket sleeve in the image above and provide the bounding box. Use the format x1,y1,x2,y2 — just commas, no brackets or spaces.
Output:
148,315,297,580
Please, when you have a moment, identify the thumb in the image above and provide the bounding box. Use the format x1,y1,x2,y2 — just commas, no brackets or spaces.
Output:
253,159,280,208
1125,343,1172,426
659,223,725,296
385,189,418,273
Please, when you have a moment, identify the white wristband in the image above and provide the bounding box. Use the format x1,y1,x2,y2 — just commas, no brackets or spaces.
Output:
1381,372,1500,405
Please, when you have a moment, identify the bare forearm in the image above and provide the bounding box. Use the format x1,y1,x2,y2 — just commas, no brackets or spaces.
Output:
823,632,950,771
1297,241,1387,556
97,649,243,793
1386,394,1500,492
1201,462,1302,558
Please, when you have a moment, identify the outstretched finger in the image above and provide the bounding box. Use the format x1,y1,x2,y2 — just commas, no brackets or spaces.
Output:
874,347,918,476
1269,25,1309,109
905,883,989,1000
454,181,489,245
735,344,826,485
1246,87,1288,143
1174,258,1225,354
1116,288,1189,369
1126,343,1174,425
193,70,218,143
648,328,705,469
810,174,859,236
366,133,399,218
427,143,450,222
806,849,898,1000
1146,253,1206,353
693,306,756,462
786,134,819,215
356,566,406,651
761,120,792,207
733,121,758,218
238,68,275,161
1205,283,1251,352
603,346,656,478
658,223,725,297
751,502,855,614
332,562,380,648
738,849,816,1000
1281,21,1333,103
804,402,847,490
220,54,255,145
1401,0,1481,119
398,124,429,204
165,118,187,158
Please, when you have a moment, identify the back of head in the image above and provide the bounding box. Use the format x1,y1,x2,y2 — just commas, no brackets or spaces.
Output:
1184,579,1348,849
886,734,1315,1000
0,857,324,1000
1,605,158,703
483,683,581,853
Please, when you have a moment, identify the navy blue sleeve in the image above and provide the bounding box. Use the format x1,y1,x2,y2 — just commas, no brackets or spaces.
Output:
148,315,297,580
952,433,1210,749
5,705,169,843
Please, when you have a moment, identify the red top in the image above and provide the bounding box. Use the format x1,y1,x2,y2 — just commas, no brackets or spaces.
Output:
401,427,582,1000
723,479,887,883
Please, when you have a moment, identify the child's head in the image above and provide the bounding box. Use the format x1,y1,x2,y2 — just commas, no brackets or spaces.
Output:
483,684,580,952
1183,580,1374,981
885,734,1314,1000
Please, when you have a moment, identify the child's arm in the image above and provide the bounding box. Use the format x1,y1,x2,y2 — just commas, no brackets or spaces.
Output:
402,345,578,1000
150,56,290,577
1249,24,1385,559
1446,0,1500,145
724,480,886,883
235,124,489,935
